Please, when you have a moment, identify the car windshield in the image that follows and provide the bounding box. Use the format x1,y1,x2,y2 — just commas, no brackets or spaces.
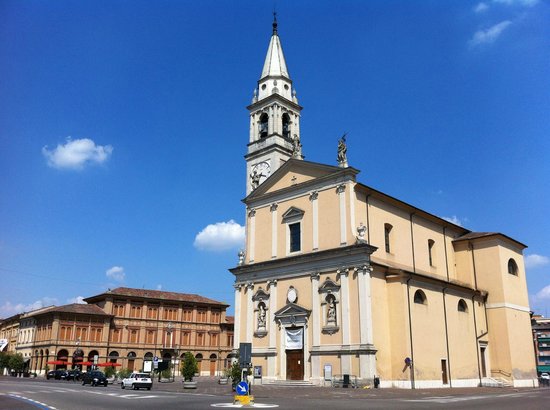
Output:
92,371,105,377
135,374,149,378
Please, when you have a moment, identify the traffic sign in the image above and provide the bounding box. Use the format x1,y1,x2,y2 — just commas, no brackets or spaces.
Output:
236,381,249,396
153,356,159,363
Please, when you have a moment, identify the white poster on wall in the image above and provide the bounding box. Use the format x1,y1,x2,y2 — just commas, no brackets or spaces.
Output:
285,327,303,350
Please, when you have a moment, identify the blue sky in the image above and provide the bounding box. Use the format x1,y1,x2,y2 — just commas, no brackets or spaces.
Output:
1,0,549,318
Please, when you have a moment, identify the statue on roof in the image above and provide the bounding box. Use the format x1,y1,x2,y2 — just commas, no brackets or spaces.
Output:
292,134,302,159
337,133,348,168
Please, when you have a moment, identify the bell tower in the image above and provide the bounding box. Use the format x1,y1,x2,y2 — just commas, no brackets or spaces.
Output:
246,15,303,195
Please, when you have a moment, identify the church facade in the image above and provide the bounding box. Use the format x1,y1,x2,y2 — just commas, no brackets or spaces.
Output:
230,19,537,388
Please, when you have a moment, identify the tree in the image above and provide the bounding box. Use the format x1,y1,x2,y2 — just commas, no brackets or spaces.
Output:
8,353,24,372
0,352,11,372
181,352,198,382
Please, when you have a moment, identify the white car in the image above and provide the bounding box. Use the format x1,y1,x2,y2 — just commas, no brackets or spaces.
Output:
541,372,550,380
121,373,153,390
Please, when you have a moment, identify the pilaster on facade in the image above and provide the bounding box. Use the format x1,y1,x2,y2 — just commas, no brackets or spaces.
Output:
233,284,242,350
309,191,319,250
246,282,255,343
271,203,278,259
248,208,256,263
337,184,347,245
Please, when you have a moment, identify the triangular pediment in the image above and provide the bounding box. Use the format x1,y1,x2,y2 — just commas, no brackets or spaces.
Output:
319,278,340,294
274,302,311,318
245,159,358,201
281,206,304,221
252,288,270,302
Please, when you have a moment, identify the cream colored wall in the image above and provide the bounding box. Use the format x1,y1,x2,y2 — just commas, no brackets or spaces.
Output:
385,277,412,382
409,283,448,382
453,243,476,288
368,197,414,270
252,206,272,262
445,293,479,380
370,272,393,380
317,188,343,251
411,217,447,280
276,196,313,256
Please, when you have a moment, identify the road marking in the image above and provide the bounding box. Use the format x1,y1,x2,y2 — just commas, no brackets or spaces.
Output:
211,404,279,408
8,394,57,410
402,391,533,404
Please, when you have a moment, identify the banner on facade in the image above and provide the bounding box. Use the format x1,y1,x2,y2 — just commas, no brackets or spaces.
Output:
285,327,303,350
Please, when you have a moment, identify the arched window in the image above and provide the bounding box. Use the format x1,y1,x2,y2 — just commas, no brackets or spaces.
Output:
413,290,427,305
508,258,518,275
259,113,268,138
384,223,393,253
282,113,290,139
144,352,153,360
458,299,468,313
428,239,435,267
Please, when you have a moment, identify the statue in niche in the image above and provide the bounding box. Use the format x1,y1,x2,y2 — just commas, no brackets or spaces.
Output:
327,296,337,325
257,303,267,330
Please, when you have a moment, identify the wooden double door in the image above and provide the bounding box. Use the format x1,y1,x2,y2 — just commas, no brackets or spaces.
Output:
286,349,304,380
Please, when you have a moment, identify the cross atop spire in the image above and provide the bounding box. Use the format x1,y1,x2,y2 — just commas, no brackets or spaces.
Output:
273,11,278,35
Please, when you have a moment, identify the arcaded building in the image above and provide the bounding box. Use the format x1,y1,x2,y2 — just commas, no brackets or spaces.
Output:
230,19,537,388
8,287,234,376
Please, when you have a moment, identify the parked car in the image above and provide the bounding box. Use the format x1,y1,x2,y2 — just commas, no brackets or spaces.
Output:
66,370,81,381
541,372,550,380
121,373,153,390
46,370,68,380
81,370,108,387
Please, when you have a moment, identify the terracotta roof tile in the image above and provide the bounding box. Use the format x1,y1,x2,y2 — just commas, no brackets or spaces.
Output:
225,316,234,324
27,303,111,317
84,287,228,307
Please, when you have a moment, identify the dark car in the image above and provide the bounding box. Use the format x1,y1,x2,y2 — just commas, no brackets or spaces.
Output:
66,370,82,381
46,370,68,380
81,370,108,387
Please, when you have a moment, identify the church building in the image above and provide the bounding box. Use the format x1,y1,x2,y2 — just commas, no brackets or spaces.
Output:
230,18,537,388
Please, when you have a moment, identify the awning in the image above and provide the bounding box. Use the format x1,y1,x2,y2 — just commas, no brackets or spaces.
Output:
80,361,93,366
96,362,121,367
47,360,68,365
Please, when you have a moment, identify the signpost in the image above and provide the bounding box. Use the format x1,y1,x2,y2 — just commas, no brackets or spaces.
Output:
236,381,249,395
153,356,159,370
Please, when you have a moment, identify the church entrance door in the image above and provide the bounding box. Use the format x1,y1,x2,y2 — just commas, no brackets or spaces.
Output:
286,349,304,380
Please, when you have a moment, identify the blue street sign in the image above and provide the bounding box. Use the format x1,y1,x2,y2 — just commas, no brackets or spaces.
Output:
236,381,249,396
153,356,159,363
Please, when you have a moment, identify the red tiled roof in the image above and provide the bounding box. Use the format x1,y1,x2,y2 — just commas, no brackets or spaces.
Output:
225,316,234,324
84,287,229,307
26,303,111,317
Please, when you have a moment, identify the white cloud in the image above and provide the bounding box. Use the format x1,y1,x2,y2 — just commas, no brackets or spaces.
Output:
474,2,489,13
469,20,512,47
533,285,550,301
493,0,538,7
194,220,245,251
156,284,163,290
525,254,550,269
106,266,125,281
443,215,464,226
0,297,58,318
42,137,113,170
67,296,86,304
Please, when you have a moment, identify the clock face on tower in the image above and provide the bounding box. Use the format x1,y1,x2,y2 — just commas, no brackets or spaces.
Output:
250,161,271,189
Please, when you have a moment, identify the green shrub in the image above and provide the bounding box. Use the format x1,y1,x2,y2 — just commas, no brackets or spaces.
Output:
104,366,116,378
181,352,198,381
117,368,132,379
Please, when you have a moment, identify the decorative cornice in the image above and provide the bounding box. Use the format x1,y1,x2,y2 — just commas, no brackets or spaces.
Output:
336,184,346,194
270,203,278,212
309,191,319,201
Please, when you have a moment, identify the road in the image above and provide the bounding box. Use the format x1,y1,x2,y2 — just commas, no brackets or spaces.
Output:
1,377,549,409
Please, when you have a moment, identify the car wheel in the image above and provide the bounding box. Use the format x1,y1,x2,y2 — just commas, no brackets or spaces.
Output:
132,384,137,390
121,383,125,389
104,382,108,387
82,380,85,385
147,387,151,391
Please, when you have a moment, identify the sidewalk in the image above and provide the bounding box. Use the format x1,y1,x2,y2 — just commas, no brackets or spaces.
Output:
151,376,544,400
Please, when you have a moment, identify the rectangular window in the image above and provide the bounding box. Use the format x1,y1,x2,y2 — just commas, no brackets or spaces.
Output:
163,307,177,321
289,222,301,253
197,310,207,322
196,332,204,346
210,333,219,347
183,309,193,322
110,328,121,343
211,311,221,323
228,334,234,347
147,306,158,319
146,330,155,344
129,329,138,343
181,331,191,346
428,239,435,267
91,327,102,342
113,303,125,316
130,305,142,318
